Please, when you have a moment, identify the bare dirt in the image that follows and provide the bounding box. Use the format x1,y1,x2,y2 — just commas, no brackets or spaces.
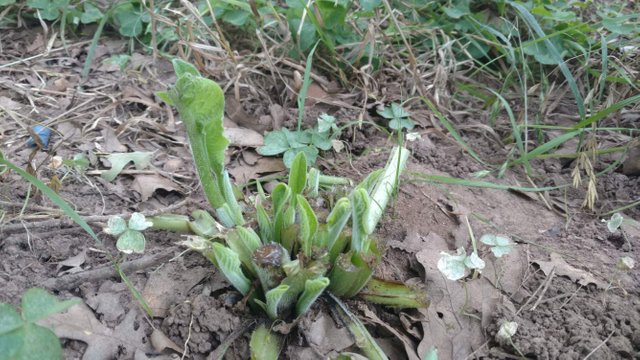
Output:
1,28,639,360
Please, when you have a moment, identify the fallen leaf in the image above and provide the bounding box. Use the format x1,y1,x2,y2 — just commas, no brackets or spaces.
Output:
141,261,209,318
359,304,420,360
228,157,285,184
56,250,87,276
225,96,268,132
224,127,264,147
101,127,128,153
150,328,184,353
242,150,260,166
101,151,153,182
131,174,181,202
40,303,151,360
305,83,329,107
533,253,608,289
86,292,125,323
0,96,23,111
303,313,354,355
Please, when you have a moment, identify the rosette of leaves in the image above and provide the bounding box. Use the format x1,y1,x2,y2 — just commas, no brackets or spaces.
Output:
150,60,429,358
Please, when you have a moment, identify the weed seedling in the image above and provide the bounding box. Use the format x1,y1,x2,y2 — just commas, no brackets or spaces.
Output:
0,288,80,359
108,59,429,359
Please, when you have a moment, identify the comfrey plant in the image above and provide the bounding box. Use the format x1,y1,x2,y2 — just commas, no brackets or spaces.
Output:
107,59,427,358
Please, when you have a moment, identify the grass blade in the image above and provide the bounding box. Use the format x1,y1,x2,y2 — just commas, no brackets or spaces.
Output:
421,97,488,166
572,94,640,130
509,1,585,120
411,173,568,192
328,293,388,360
0,153,101,245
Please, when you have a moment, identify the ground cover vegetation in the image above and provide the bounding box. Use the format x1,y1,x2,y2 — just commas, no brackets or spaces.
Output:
1,0,639,359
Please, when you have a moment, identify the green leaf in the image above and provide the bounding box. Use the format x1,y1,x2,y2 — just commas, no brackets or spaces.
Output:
283,146,318,168
378,104,414,130
101,152,153,182
359,278,429,308
102,54,130,71
286,130,312,147
27,0,66,21
219,171,245,226
0,323,23,359
127,212,153,231
227,227,262,275
437,248,467,281
464,252,485,270
271,183,291,214
166,60,231,212
307,168,321,197
155,91,174,106
0,304,23,334
256,203,272,242
606,213,624,233
326,197,351,252
479,234,513,258
423,346,438,360
602,15,637,35
12,323,61,360
317,0,348,28
296,195,318,256
389,118,415,130
350,188,371,253
0,0,17,6
104,216,127,236
222,9,250,26
317,113,336,133
1,289,80,360
62,153,90,172
616,256,635,271
264,284,290,320
443,0,470,18
258,130,290,156
288,152,308,195
249,324,280,360
80,2,103,24
188,210,220,237
21,288,79,323
172,58,200,77
116,229,146,254
311,133,332,151
211,243,251,295
296,277,329,316
113,3,149,37
328,294,388,360
359,0,381,11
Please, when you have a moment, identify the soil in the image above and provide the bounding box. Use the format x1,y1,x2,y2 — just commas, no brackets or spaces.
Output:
1,27,640,360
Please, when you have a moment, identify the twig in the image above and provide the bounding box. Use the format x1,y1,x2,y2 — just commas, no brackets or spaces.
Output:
530,267,555,311
40,248,176,290
181,313,194,360
208,320,256,360
582,330,615,360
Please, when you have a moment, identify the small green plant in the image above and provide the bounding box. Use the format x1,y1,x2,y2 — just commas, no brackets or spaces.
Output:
103,212,153,254
126,59,428,358
258,113,340,167
0,288,80,360
438,232,513,281
377,103,415,132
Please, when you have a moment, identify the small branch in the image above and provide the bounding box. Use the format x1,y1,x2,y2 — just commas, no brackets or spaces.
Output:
40,248,176,291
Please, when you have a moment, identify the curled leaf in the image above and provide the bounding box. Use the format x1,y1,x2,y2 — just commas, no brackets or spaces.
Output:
437,248,467,281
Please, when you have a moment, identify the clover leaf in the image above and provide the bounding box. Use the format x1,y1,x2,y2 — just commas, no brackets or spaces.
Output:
377,103,415,130
479,234,513,258
104,213,151,254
